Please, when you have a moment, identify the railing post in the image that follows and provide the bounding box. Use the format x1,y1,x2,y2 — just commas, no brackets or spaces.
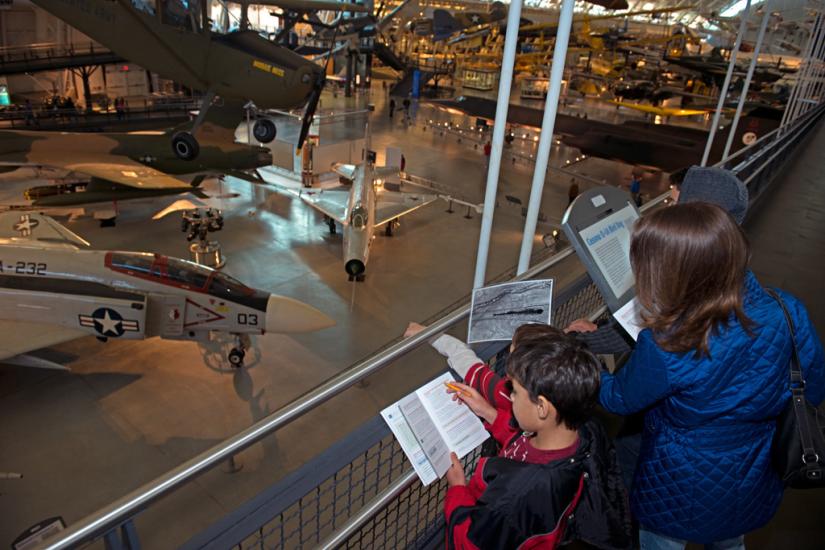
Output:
517,0,575,274
473,0,523,289
701,0,751,166
722,1,772,160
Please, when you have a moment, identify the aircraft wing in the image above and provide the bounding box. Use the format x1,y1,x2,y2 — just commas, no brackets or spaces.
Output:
0,212,89,248
254,0,369,12
331,163,357,181
300,189,350,224
64,162,193,190
611,100,708,117
374,190,438,227
0,320,86,363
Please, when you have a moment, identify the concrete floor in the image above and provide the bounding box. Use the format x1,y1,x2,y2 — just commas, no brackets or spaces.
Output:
0,90,672,547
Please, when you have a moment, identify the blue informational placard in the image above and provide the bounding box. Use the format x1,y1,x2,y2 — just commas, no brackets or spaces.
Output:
411,70,421,98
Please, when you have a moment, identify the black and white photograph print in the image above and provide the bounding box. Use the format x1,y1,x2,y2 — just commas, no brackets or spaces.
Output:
468,279,554,343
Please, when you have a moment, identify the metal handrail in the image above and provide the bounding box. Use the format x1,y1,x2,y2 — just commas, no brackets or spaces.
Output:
40,95,825,550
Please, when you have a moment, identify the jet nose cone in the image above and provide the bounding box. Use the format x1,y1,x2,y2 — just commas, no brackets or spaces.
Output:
264,295,335,333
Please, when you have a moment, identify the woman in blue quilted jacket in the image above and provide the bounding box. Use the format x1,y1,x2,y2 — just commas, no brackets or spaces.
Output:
600,202,825,550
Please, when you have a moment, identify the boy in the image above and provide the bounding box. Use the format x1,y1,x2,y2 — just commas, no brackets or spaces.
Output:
407,323,631,549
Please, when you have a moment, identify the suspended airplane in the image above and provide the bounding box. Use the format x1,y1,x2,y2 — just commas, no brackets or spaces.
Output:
29,0,359,160
0,99,271,214
431,2,508,41
428,96,781,172
298,125,438,281
0,212,334,368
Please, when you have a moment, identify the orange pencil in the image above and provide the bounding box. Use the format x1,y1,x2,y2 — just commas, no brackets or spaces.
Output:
444,381,472,398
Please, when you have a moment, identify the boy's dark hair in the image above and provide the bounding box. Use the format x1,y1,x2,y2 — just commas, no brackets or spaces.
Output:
506,327,601,430
511,323,560,348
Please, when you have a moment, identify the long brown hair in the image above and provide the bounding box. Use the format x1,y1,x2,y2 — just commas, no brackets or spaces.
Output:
630,202,752,356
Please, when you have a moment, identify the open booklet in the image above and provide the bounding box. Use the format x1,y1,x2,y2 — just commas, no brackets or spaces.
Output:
381,372,490,486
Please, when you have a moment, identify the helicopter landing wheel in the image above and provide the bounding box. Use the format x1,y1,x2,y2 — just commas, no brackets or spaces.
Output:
172,132,200,160
228,348,245,368
253,119,277,143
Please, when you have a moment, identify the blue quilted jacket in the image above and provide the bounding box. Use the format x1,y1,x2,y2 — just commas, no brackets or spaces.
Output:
600,272,825,542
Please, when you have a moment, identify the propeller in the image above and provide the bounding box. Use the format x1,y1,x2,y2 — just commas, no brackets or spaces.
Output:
297,26,339,154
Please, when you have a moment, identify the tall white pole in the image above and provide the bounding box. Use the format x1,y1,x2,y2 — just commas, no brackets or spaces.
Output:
803,30,825,113
701,0,751,166
722,4,771,160
516,0,576,275
473,0,523,289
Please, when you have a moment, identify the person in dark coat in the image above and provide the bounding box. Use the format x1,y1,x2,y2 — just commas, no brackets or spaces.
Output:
600,202,825,549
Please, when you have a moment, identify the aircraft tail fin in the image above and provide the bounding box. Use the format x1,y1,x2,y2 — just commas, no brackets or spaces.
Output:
0,212,89,248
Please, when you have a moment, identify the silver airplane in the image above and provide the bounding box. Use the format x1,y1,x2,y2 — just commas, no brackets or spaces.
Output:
298,125,438,281
0,213,334,368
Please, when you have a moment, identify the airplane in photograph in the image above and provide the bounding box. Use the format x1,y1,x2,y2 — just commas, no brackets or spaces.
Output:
428,96,781,172
298,126,438,281
430,2,508,41
29,0,356,158
0,212,334,368
0,99,272,219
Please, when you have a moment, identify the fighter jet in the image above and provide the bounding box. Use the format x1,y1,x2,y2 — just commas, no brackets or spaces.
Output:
0,99,272,214
298,126,438,281
0,212,334,368
29,0,357,158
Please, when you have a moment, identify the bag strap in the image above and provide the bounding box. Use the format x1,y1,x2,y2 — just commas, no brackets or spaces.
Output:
766,289,822,476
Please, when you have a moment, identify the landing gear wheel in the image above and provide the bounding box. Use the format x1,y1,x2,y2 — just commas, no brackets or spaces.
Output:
355,274,365,282
327,217,336,235
385,219,398,237
172,132,200,160
253,119,277,143
228,348,245,368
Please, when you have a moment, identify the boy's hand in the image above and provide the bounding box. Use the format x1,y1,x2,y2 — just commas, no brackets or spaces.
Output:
446,382,497,424
564,318,597,333
404,322,426,338
446,452,466,487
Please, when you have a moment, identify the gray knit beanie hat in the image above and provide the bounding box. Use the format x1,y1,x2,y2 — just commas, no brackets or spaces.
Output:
677,166,749,225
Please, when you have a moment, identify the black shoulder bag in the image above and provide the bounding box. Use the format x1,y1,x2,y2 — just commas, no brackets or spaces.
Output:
766,289,825,489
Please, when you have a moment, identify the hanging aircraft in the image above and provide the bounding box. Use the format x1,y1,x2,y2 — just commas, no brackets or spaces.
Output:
298,125,438,281
430,2,508,41
0,212,334,368
29,0,360,160
428,96,781,172
0,99,271,214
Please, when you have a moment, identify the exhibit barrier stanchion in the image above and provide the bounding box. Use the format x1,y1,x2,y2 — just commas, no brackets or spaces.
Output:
472,0,524,289
516,0,575,275
701,0,751,166
722,2,772,160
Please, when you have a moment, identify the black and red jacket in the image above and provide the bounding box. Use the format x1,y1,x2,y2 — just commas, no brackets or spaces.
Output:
446,365,632,550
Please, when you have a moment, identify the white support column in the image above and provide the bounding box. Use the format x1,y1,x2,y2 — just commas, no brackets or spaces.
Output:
722,4,772,160
472,0,524,289
701,0,752,166
516,0,576,275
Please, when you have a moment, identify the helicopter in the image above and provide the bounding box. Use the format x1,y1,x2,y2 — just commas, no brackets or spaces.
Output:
31,0,362,160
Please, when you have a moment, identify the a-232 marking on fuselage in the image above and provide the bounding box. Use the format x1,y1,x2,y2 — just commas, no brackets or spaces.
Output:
0,261,47,275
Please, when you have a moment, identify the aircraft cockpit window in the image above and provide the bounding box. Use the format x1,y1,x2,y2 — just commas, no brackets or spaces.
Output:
350,205,368,229
109,252,155,276
165,258,211,290
208,272,254,299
